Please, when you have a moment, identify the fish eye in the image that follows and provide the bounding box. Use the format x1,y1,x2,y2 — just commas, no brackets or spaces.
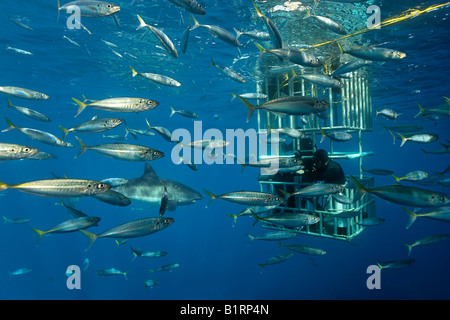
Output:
164,218,171,223
87,183,92,188
10,148,16,152
153,151,160,155
97,183,105,189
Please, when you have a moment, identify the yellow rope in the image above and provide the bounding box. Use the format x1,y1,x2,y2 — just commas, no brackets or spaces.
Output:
306,2,450,50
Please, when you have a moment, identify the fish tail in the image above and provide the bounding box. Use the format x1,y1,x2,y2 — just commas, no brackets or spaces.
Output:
376,260,385,270
203,189,216,208
405,243,413,256
72,98,87,117
129,65,138,77
148,269,155,273
397,133,408,147
169,106,176,117
252,1,263,18
254,42,266,53
278,189,292,199
233,28,242,39
79,229,97,251
392,174,401,184
57,0,61,22
136,14,147,30
226,214,238,227
144,118,151,130
388,130,397,145
2,117,17,133
190,14,200,30
303,9,312,19
402,207,418,229
414,103,424,118
277,241,284,248
123,271,130,280
231,93,256,122
319,126,326,143
210,57,215,67
6,98,13,109
443,96,450,104
31,227,46,244
247,234,255,243
349,176,367,202
0,182,9,192
59,125,69,140
74,136,88,159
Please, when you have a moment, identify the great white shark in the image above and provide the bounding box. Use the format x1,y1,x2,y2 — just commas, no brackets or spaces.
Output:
113,164,203,211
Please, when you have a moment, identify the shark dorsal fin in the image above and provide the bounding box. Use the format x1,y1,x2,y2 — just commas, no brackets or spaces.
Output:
143,164,158,178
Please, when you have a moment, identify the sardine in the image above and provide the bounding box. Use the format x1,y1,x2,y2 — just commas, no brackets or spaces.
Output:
0,86,48,100
0,178,111,197
75,136,164,162
72,97,158,117
136,15,178,58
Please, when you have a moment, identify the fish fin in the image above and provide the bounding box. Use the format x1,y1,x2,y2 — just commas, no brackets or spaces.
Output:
226,214,238,227
247,234,255,244
233,28,242,39
252,1,263,18
404,243,413,256
57,0,61,22
402,207,417,229
31,227,45,244
231,93,256,122
388,130,397,145
169,106,176,117
349,176,367,201
72,98,87,117
392,175,401,184
79,229,97,251
303,9,312,19
278,189,292,199
414,103,424,118
136,15,148,30
129,65,138,77
210,57,215,67
203,189,216,208
74,136,88,159
6,99,13,109
319,126,326,143
254,42,266,53
59,125,69,140
397,133,407,147
190,14,200,31
2,117,16,132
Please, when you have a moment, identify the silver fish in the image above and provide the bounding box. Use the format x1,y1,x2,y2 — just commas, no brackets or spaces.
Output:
305,10,347,35
0,86,48,100
168,0,205,15
6,99,50,122
253,1,282,49
258,252,293,274
191,16,242,48
2,117,73,148
80,217,174,250
0,142,39,161
279,242,327,255
72,97,158,117
136,15,178,58
58,1,120,18
233,94,329,122
130,66,181,87
351,176,450,208
31,216,101,242
75,136,164,162
210,58,246,83
96,268,129,279
205,189,284,207
255,43,321,68
0,179,111,197
343,46,406,61
170,106,198,119
405,234,450,256
60,118,122,139
148,263,180,273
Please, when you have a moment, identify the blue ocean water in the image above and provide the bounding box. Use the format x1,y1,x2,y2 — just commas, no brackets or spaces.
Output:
0,0,449,301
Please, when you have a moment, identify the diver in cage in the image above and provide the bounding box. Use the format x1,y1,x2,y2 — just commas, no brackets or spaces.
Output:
298,149,346,185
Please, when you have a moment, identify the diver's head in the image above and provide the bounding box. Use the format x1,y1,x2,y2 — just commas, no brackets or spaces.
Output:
312,149,329,171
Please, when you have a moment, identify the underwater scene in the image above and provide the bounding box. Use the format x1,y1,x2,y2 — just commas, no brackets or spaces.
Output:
0,0,449,302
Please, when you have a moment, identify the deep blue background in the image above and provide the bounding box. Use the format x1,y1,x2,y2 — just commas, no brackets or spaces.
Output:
0,0,449,300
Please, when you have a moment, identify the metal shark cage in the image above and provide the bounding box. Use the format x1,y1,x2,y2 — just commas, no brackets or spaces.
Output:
256,65,376,241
